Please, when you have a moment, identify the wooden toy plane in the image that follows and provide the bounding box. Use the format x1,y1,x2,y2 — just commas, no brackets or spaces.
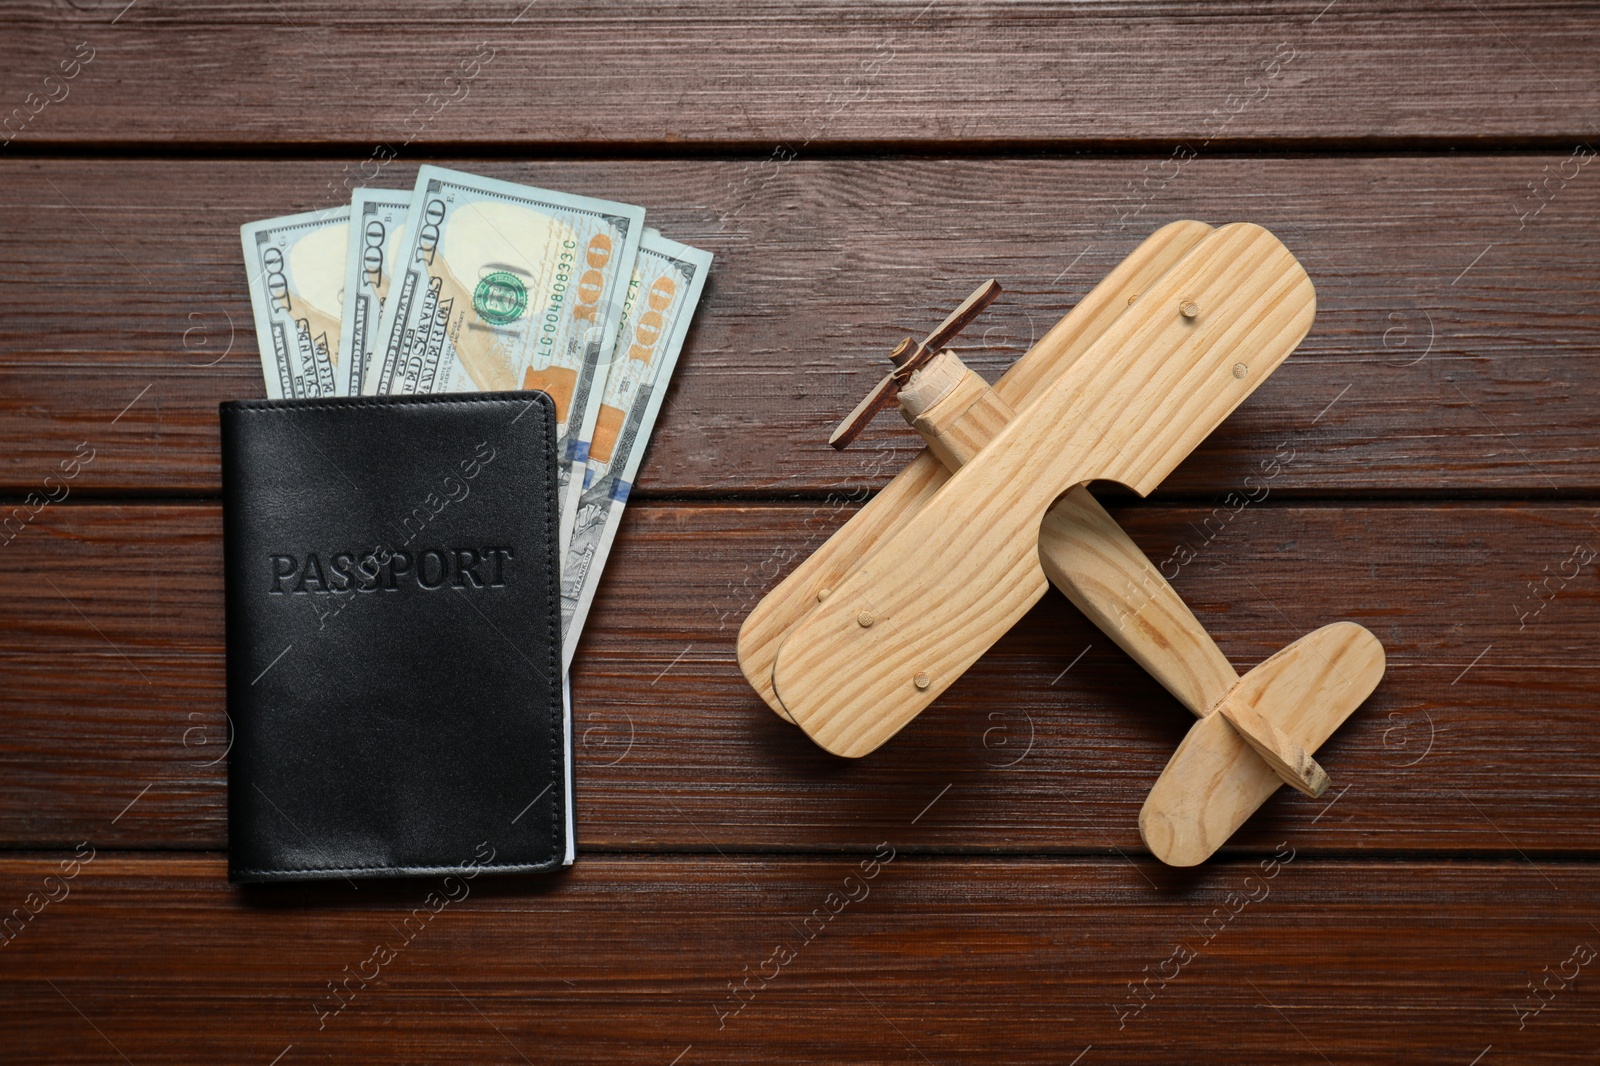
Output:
737,221,1386,866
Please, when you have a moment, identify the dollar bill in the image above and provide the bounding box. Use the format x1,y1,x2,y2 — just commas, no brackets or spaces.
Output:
560,230,711,666
335,189,409,398
241,206,350,399
362,165,646,551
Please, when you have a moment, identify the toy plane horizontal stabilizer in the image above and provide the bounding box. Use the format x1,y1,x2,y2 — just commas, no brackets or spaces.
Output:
1141,622,1385,865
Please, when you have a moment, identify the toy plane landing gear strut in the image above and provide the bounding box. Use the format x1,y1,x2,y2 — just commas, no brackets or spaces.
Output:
737,221,1385,866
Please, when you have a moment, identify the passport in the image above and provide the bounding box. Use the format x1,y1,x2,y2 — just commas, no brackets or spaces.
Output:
220,392,572,882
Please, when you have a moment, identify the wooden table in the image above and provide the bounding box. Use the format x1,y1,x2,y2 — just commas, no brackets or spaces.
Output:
3,2,1598,1062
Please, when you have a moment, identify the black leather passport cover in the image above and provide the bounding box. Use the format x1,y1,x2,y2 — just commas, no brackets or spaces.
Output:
221,393,569,882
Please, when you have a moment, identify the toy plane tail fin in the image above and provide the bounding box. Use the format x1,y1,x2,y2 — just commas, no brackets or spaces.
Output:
1138,622,1385,867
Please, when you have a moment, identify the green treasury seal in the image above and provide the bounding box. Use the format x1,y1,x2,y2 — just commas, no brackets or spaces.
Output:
473,271,529,325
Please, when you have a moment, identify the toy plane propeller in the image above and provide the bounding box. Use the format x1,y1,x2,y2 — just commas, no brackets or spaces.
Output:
737,221,1385,866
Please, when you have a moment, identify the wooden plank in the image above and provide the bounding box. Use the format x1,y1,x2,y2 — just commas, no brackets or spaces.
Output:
0,853,1593,1063
3,501,1597,853
1,155,1596,495
4,1,1599,147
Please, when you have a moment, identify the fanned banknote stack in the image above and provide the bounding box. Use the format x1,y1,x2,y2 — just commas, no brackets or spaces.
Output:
240,166,711,666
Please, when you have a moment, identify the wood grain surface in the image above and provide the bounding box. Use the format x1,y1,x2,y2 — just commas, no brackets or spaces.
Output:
3,501,1595,857
0,855,1594,1064
5,0,1599,1061
4,1,1599,147
1,156,1596,495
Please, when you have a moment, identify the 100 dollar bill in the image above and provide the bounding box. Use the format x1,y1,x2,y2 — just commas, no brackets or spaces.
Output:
241,206,349,398
560,230,711,665
363,166,645,549
335,189,409,398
